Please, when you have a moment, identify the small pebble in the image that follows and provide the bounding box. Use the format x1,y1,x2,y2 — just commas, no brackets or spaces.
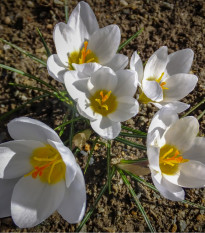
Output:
54,0,64,5
179,220,187,232
4,16,11,25
120,0,128,6
47,24,53,29
80,150,88,156
3,44,11,50
89,157,94,165
27,1,35,7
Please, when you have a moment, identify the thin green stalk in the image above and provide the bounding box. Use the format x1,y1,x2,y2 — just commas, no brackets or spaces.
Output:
117,28,144,52
54,117,82,130
36,27,51,57
107,140,112,194
119,131,147,138
59,110,70,137
0,94,49,122
68,107,76,150
0,38,46,66
197,109,205,121
118,169,156,233
114,137,146,150
76,167,116,232
84,136,99,174
64,0,69,23
182,98,205,118
121,125,147,136
120,158,148,164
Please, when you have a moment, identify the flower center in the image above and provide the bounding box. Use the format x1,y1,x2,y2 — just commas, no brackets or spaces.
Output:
159,144,189,175
155,72,168,90
90,90,117,116
68,41,99,70
25,144,66,184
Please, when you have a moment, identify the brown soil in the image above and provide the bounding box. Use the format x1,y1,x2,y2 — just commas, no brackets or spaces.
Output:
0,0,205,232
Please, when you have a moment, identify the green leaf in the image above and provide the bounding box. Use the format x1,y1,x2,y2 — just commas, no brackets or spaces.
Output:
64,0,69,23
119,131,147,138
118,168,156,233
36,27,51,57
76,167,116,232
117,28,144,52
54,117,82,131
120,158,148,164
59,110,70,137
114,137,146,150
68,107,76,150
121,125,147,136
197,109,205,121
0,38,46,66
182,98,205,118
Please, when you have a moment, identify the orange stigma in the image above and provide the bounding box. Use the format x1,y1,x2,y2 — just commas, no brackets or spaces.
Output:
156,72,168,90
79,41,94,64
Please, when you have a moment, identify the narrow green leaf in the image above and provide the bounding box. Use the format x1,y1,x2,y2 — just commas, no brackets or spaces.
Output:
121,125,147,136
54,117,82,131
120,158,148,164
0,38,46,66
64,0,69,23
68,107,76,150
197,109,205,121
117,28,144,52
36,27,51,57
107,140,112,194
119,131,147,138
59,110,70,137
76,167,116,232
118,168,156,233
84,136,99,174
114,137,146,150
0,94,49,122
182,98,205,118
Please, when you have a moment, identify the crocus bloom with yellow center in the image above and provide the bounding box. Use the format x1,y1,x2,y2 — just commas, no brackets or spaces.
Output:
130,46,198,113
147,107,205,201
0,117,86,228
47,1,128,83
64,64,139,139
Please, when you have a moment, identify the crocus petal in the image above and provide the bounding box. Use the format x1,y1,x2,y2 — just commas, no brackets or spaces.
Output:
130,51,143,84
90,117,121,139
88,25,121,64
104,54,128,71
0,140,44,179
147,145,160,172
183,137,205,163
114,70,138,97
108,96,139,122
67,1,99,39
164,116,199,152
47,54,67,83
152,171,185,201
87,67,117,95
48,140,77,188
163,74,198,101
72,62,102,76
144,46,168,80
0,178,18,218
166,49,194,76
11,176,65,228
58,164,86,223
153,101,190,113
142,79,163,102
164,160,205,188
8,117,61,143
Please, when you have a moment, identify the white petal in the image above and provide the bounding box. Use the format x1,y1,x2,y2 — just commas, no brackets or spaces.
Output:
0,178,18,218
8,117,61,143
164,116,199,152
87,67,117,95
72,62,102,76
164,160,205,188
152,172,185,201
48,140,78,188
130,51,143,83
142,79,163,102
114,70,138,97
90,117,121,139
147,146,160,172
108,96,139,122
105,54,128,71
144,46,168,80
166,49,194,76
153,101,190,113
163,74,198,101
88,25,121,64
183,137,205,163
47,54,67,83
58,164,86,223
0,140,44,179
11,176,65,228
67,1,99,38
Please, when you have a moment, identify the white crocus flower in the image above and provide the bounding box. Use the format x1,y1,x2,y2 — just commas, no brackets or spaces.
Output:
47,1,128,83
147,107,205,201
130,46,198,113
0,117,86,228
64,64,139,139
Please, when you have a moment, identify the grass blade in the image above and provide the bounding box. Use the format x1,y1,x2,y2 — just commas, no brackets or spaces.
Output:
0,38,46,66
118,168,156,233
36,27,51,57
0,94,49,122
122,125,147,136
119,131,147,138
182,98,205,118
114,137,146,150
107,140,112,194
76,166,116,232
120,158,148,164
68,107,76,150
117,28,144,52
54,117,82,131
197,109,205,121
64,0,69,23
59,110,70,137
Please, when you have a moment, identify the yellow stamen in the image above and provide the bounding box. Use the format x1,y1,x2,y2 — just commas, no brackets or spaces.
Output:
155,72,168,90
